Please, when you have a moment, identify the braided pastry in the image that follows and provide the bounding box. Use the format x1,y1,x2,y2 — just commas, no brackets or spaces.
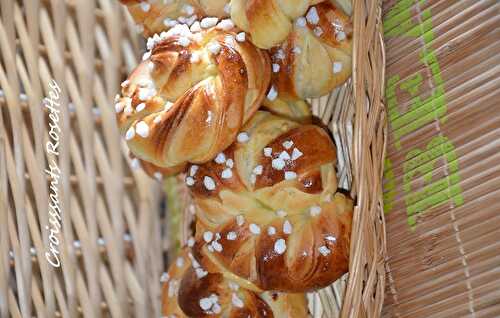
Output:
230,0,324,49
268,1,352,99
115,23,271,174
120,0,230,36
185,110,353,292
162,248,309,317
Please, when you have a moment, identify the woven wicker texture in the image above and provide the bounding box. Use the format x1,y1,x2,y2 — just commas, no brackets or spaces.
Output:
382,0,500,317
0,1,164,317
0,0,386,317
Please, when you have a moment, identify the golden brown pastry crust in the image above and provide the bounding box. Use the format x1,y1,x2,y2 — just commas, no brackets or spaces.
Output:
230,0,324,49
270,1,353,99
186,111,353,292
162,249,310,317
115,25,270,175
120,0,230,37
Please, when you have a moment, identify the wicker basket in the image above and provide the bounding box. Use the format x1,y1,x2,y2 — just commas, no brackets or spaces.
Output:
0,0,386,317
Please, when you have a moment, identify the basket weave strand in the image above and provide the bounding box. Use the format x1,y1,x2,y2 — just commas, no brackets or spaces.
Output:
0,0,386,317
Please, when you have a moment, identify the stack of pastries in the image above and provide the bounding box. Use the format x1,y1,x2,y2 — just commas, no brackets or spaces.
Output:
115,0,354,316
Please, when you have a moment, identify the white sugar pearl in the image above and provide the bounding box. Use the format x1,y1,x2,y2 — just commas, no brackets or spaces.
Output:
187,237,195,247
136,103,146,112
214,153,226,164
221,168,232,179
284,171,297,180
306,7,319,24
115,102,124,113
196,268,208,278
325,235,337,242
212,241,223,252
210,294,219,302
292,46,302,54
186,15,198,26
178,36,191,47
135,121,150,138
130,158,140,170
153,115,162,124
226,159,234,168
267,85,278,101
190,165,199,176
333,62,343,74
295,17,307,27
138,87,155,101
203,176,216,190
272,63,280,73
279,151,290,161
236,32,246,42
203,231,214,243
272,158,285,170
200,17,218,28
263,147,273,157
232,293,244,308
207,41,222,55
276,210,287,218
318,245,331,256
291,148,303,160
274,239,286,255
154,172,163,181
178,16,187,24
140,2,151,12
160,272,170,282
267,226,276,235
125,127,135,140
249,223,261,235
212,303,222,314
310,205,322,216
121,79,130,88
190,21,201,32
236,215,245,226
283,220,292,234
282,140,294,149
224,35,235,45
217,19,234,30
314,27,324,37
199,297,212,310
182,4,194,15
142,51,151,61
227,231,237,240
164,18,178,28
237,132,249,143
253,165,263,175
337,31,346,41
274,49,285,60
185,176,195,186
